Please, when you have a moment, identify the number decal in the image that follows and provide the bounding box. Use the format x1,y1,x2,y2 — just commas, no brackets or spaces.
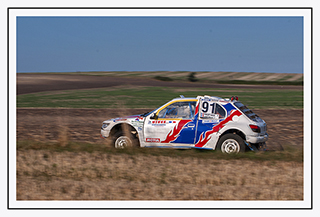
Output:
200,100,220,119
202,102,209,112
210,103,215,113
202,102,215,113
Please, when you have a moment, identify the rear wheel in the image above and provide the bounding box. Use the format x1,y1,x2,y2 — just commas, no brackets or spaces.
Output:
217,134,246,154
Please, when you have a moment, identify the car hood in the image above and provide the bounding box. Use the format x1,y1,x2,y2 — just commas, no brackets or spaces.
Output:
103,114,145,124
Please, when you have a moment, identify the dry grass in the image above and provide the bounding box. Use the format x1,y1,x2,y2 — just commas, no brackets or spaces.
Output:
16,108,304,200
16,149,303,200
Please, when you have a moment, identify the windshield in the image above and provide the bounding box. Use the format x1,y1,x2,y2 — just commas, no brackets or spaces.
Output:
158,101,196,119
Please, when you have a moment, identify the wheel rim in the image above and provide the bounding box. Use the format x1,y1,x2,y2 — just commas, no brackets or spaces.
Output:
221,139,240,154
115,136,132,149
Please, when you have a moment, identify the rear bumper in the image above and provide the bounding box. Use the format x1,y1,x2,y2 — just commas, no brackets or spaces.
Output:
246,133,268,144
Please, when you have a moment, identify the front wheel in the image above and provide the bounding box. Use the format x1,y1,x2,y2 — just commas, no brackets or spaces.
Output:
114,135,132,149
113,131,139,149
217,134,246,154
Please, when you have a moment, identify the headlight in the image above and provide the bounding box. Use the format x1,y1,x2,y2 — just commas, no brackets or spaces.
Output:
101,123,110,129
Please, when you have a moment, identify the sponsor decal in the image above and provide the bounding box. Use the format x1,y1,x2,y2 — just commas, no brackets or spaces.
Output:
146,138,160,143
202,119,219,123
114,118,127,122
151,120,176,124
152,124,166,127
200,113,219,119
148,120,177,127
152,120,166,124
195,110,242,147
151,120,166,127
131,120,143,128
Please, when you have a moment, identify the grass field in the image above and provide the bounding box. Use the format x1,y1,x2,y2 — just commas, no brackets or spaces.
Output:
17,141,303,200
17,86,303,109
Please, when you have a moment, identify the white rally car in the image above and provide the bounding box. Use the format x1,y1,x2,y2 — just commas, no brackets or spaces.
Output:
100,95,268,153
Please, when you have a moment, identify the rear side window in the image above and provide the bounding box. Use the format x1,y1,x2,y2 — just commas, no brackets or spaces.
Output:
234,102,260,121
215,104,226,118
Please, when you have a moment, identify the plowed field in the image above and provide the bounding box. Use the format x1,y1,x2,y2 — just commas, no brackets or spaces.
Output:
16,108,303,150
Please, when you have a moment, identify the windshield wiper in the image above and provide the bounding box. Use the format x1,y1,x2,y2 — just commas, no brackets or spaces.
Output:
141,111,150,117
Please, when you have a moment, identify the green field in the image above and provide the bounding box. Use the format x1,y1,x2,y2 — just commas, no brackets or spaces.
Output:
48,71,303,85
17,86,303,109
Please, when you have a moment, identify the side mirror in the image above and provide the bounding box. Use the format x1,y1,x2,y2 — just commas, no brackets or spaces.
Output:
150,113,158,120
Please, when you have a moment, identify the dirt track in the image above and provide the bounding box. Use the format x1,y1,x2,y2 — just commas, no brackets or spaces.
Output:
17,108,303,150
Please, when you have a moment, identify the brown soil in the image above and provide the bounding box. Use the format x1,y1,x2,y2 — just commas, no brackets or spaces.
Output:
17,73,302,95
16,108,303,150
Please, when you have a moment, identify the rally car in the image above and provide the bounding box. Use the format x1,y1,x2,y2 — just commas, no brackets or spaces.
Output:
100,95,268,153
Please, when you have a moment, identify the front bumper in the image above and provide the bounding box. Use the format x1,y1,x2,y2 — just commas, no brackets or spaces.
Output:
100,129,111,138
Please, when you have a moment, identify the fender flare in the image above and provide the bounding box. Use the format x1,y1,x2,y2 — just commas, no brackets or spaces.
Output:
109,122,142,144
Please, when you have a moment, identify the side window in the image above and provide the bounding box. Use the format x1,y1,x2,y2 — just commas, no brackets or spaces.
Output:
215,104,226,118
158,101,196,119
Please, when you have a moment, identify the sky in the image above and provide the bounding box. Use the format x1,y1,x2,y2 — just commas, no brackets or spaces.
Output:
16,16,303,73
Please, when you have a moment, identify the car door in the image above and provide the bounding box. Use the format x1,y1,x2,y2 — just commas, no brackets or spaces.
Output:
143,99,197,148
194,97,227,148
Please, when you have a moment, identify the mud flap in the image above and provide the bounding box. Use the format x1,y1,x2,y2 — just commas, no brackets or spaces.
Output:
244,141,258,152
244,141,268,152
258,142,268,151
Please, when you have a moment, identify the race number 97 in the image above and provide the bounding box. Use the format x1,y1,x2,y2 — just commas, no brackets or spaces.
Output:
202,102,215,113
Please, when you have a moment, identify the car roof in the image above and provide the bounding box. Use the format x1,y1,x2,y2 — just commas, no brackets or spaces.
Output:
171,95,223,100
171,97,197,101
170,96,232,103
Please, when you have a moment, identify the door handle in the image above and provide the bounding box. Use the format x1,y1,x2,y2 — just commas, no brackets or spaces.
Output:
187,123,195,128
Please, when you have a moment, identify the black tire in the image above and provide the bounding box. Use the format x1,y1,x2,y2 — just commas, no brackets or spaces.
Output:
216,134,246,154
113,131,139,149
